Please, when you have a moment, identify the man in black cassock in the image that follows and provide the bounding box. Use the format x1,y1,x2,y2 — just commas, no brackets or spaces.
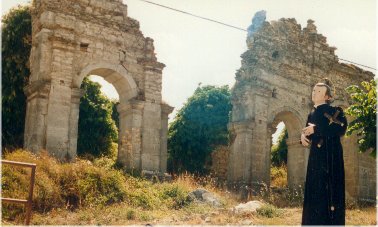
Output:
300,82,348,225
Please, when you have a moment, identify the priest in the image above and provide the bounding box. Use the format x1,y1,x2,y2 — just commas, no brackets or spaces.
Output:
300,78,348,225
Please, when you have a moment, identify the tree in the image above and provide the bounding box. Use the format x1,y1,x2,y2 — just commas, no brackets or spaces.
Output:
1,5,31,150
345,79,376,158
77,77,118,158
167,85,232,174
271,127,288,167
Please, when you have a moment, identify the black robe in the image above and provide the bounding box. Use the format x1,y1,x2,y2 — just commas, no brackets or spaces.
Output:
301,103,348,225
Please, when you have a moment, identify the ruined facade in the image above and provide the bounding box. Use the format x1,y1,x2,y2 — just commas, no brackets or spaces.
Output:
24,0,173,172
228,12,376,201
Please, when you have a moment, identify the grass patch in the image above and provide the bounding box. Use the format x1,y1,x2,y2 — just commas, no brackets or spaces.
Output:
256,204,283,218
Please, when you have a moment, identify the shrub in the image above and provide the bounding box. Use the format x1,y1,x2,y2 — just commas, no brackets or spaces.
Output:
159,183,191,209
256,204,282,218
1,150,126,214
77,166,127,206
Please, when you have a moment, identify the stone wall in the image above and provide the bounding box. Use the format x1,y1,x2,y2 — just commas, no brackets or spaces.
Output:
210,145,230,180
24,0,173,172
228,11,375,201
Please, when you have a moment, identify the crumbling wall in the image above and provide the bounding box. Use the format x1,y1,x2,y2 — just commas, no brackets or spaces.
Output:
228,11,375,201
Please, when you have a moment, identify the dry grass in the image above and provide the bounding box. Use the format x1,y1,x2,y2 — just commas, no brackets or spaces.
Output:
1,150,376,225
271,165,288,188
27,205,376,225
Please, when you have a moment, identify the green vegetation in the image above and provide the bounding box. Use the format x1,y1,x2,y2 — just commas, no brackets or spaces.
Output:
168,85,232,174
256,204,283,218
78,77,118,158
345,79,377,158
1,150,192,224
271,127,288,167
1,5,31,150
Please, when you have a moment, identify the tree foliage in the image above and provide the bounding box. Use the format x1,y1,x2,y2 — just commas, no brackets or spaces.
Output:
2,5,32,150
271,127,288,167
167,85,231,174
345,79,376,158
77,77,118,158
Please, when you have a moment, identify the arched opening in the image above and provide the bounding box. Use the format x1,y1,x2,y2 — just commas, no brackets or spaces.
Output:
270,121,288,189
71,63,138,166
76,74,120,160
269,109,307,190
88,75,120,100
75,63,138,104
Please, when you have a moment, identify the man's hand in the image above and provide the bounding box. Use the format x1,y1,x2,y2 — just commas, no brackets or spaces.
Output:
301,133,310,147
302,123,315,136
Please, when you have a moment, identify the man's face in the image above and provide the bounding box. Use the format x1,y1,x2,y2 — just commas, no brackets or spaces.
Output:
312,85,328,103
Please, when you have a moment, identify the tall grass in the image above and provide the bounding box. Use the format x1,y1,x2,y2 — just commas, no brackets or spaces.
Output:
1,149,192,223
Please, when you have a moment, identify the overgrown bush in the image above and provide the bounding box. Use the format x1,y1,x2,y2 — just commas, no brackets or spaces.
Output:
1,150,195,223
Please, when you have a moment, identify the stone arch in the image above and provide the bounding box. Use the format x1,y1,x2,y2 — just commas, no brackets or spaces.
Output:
268,106,308,189
268,105,305,135
23,0,174,173
75,62,138,103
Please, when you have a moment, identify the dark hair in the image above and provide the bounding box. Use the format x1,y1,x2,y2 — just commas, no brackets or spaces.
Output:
315,78,334,104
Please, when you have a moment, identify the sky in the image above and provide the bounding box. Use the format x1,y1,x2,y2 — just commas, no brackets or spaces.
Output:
2,0,377,143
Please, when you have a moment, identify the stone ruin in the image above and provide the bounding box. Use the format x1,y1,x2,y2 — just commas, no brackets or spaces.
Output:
24,0,173,173
227,11,376,202
22,0,375,202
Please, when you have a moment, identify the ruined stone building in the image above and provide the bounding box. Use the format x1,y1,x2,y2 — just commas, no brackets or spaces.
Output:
24,0,173,172
227,11,376,201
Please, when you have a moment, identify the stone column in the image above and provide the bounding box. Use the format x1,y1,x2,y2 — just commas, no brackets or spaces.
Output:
160,103,174,172
249,119,269,190
227,122,254,186
23,81,51,153
139,55,165,171
44,81,73,159
117,100,144,170
67,88,85,160
287,137,307,190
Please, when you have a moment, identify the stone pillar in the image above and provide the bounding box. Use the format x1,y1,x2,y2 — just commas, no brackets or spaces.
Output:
24,81,51,153
141,101,162,171
286,137,307,189
227,122,254,186
160,103,174,172
249,119,270,190
117,100,144,170
139,51,165,171
43,81,73,159
67,88,85,160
